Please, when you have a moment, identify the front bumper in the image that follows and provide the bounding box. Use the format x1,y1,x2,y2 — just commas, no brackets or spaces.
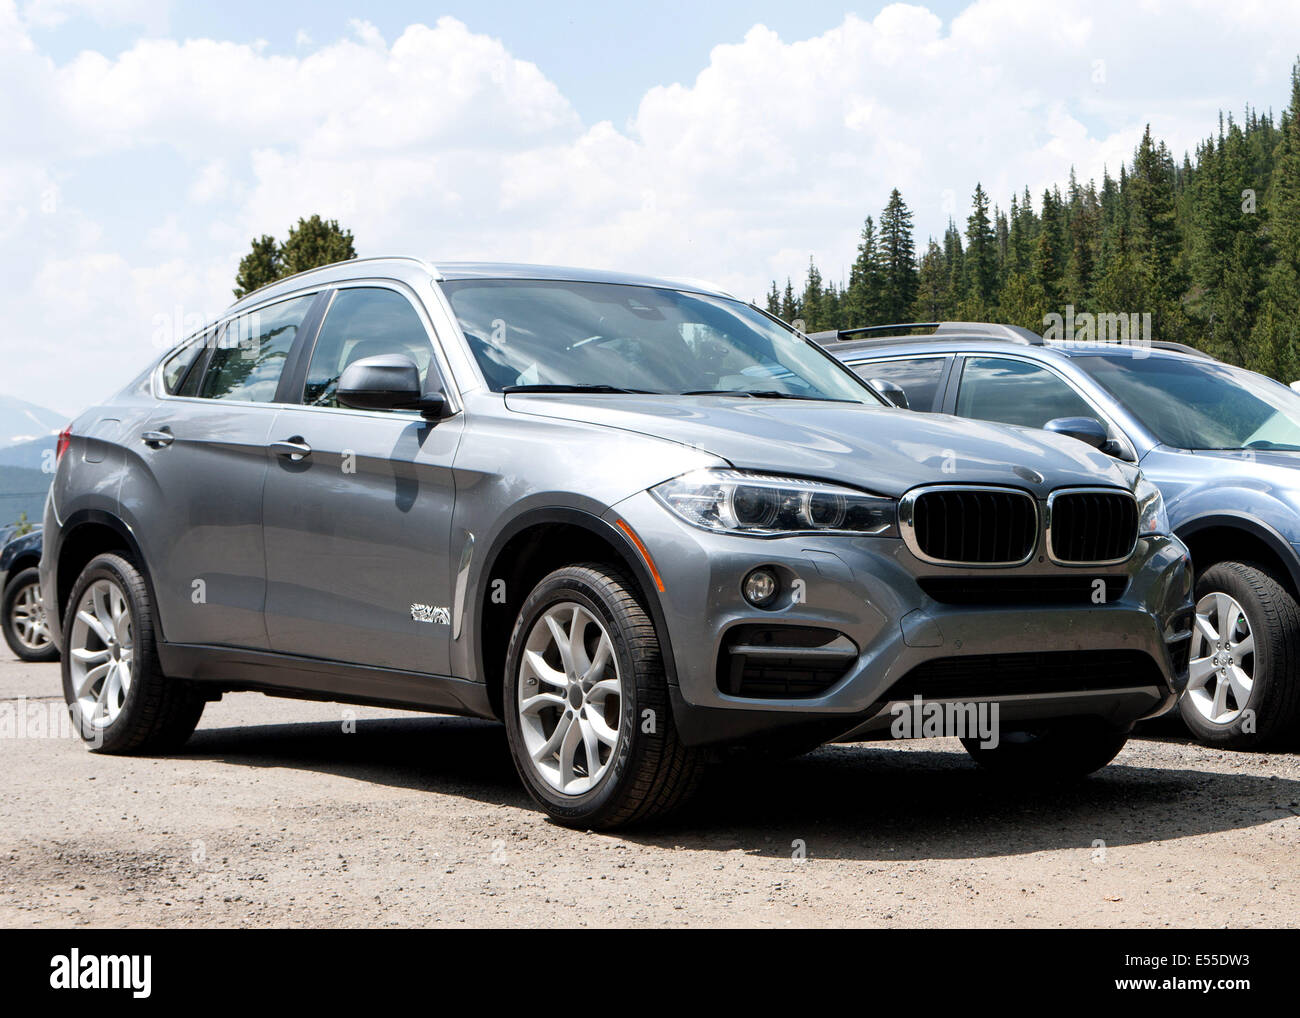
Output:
610,490,1193,746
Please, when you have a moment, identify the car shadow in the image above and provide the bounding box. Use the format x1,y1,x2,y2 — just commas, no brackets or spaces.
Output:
179,714,1300,861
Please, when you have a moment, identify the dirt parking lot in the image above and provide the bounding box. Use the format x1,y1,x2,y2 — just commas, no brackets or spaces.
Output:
1,650,1297,928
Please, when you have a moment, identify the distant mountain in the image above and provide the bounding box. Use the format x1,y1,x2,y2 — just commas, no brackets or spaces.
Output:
0,394,64,448
0,435,54,471
0,465,51,530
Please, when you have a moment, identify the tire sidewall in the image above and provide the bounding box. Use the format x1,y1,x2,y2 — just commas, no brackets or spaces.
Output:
1179,562,1278,744
61,554,153,752
503,569,647,823
3,567,58,662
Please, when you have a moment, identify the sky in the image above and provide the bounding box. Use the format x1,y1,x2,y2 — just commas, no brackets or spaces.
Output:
3,0,1299,417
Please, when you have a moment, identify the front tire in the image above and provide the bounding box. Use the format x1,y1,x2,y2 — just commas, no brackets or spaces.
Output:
503,563,704,829
61,552,204,754
1179,561,1300,749
3,567,59,662
960,718,1129,780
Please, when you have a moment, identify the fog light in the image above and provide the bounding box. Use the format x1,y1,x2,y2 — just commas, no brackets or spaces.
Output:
743,567,779,607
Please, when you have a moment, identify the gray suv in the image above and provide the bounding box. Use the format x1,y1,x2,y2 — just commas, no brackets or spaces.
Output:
42,261,1192,827
827,321,1300,749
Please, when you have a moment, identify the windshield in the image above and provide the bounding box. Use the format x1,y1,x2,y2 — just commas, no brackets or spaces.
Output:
1074,352,1300,451
441,279,879,403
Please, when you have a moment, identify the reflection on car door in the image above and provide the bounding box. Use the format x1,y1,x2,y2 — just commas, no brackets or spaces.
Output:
261,286,463,675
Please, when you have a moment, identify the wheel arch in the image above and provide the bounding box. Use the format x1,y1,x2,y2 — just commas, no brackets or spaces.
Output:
472,507,678,720
53,510,157,633
1176,512,1300,601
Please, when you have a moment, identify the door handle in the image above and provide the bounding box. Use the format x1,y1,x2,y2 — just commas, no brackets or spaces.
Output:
270,437,312,461
141,428,174,448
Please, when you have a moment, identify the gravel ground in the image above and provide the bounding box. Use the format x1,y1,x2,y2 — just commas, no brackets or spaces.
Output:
1,652,1297,928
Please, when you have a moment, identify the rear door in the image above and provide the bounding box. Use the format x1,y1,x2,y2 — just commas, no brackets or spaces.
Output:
132,292,322,649
261,284,463,675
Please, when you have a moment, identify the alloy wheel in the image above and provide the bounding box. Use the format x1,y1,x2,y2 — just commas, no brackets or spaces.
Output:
516,602,623,795
68,578,134,728
1188,591,1254,725
9,580,51,652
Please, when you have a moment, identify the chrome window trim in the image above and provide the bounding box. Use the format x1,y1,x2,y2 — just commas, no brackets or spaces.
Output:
1044,486,1139,567
303,278,464,417
898,483,1039,568
152,277,466,417
150,286,324,405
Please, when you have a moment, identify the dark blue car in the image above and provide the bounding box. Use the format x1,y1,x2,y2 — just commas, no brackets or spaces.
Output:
1,526,55,662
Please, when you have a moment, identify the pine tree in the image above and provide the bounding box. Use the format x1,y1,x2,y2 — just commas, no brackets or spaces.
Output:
779,278,799,323
801,257,825,331
846,215,884,326
964,183,998,311
879,189,919,322
1129,126,1189,337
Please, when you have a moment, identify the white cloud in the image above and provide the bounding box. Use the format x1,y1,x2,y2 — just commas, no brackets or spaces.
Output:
2,1,1300,414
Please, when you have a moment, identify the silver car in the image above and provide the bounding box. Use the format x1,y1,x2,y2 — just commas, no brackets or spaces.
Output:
41,260,1192,827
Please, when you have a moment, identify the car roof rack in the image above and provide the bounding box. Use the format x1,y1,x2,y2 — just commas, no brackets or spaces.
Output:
806,321,1222,362
1141,340,1215,359
808,321,1045,346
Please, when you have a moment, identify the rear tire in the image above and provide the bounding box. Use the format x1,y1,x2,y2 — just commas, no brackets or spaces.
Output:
503,563,704,829
1179,561,1300,749
60,553,204,754
2,567,59,662
960,718,1129,780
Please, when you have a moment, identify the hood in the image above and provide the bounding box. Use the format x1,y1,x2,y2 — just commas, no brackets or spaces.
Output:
505,394,1138,498
1153,446,1300,504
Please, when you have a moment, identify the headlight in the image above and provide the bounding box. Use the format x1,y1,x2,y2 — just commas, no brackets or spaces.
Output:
1135,475,1169,536
651,469,898,537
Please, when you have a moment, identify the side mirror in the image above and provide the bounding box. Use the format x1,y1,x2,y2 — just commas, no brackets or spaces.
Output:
337,354,446,420
869,378,910,410
1044,416,1108,450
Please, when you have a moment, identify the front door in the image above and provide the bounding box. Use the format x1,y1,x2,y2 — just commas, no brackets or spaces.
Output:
261,285,462,675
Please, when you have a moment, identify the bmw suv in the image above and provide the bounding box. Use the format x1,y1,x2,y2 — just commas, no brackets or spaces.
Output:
826,321,1300,749
42,262,1191,827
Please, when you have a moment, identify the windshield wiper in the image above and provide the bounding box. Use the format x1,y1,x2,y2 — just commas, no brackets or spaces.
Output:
502,384,658,394
679,389,858,403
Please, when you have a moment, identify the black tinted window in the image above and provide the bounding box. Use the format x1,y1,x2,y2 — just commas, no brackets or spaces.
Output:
957,357,1094,429
304,288,438,409
851,356,948,411
200,295,314,403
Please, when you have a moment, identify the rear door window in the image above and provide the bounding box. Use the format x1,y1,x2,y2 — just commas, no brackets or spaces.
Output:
199,295,315,403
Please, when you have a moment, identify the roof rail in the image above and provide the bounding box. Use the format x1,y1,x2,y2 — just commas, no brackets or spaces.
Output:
1145,340,1216,359
808,321,1044,346
231,255,442,308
